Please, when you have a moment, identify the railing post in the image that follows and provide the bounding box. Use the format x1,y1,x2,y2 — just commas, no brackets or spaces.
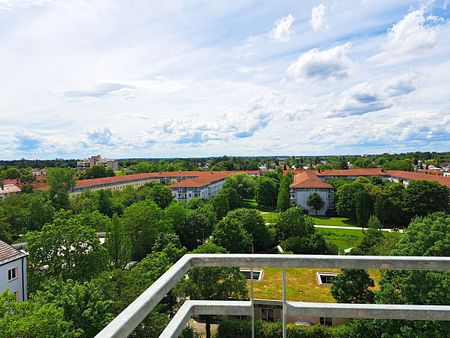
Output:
282,265,286,338
250,265,255,338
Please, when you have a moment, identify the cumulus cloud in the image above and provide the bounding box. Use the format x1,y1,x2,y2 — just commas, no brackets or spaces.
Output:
287,43,352,82
328,73,416,118
0,0,55,10
386,8,438,53
87,128,113,145
270,14,295,42
310,4,327,31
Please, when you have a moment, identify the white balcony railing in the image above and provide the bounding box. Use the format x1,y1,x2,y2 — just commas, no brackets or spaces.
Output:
95,254,450,338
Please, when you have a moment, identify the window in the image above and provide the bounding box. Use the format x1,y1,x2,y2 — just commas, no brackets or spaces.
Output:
320,317,332,326
261,308,275,322
8,267,18,281
316,272,337,285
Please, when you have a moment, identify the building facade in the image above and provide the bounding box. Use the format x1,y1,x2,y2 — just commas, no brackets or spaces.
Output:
0,240,27,301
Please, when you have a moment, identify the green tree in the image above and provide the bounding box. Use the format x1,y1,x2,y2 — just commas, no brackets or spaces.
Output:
355,190,372,226
275,206,313,241
223,174,256,199
83,165,115,179
98,189,113,217
212,217,252,253
47,168,76,210
149,184,174,209
121,200,168,260
335,182,366,220
281,233,330,254
176,207,215,250
0,290,75,338
277,174,292,211
331,269,375,303
177,243,248,338
211,193,230,219
27,215,109,291
33,279,114,337
307,192,325,215
106,214,132,269
221,186,242,210
225,208,274,252
404,180,449,219
26,193,55,231
256,176,278,208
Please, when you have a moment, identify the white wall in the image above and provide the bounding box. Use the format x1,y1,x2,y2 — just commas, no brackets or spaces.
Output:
290,188,331,216
0,257,27,301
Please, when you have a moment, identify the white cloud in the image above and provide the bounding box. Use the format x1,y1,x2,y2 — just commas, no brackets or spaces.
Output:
386,8,438,53
0,0,55,10
287,43,352,82
270,14,295,42
310,4,327,31
328,73,417,118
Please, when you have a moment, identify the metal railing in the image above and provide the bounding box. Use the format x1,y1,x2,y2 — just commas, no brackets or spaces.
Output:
95,254,450,338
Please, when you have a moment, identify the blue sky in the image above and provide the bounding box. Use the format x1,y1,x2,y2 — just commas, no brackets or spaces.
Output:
0,0,449,159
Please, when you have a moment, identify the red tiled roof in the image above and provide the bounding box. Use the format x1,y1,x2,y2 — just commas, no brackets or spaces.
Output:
169,171,260,188
0,240,25,265
290,171,333,189
386,170,450,188
0,184,21,195
316,168,386,177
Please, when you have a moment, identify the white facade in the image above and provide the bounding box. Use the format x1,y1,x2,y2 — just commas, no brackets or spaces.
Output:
0,184,21,200
171,179,226,202
0,255,27,301
290,188,332,216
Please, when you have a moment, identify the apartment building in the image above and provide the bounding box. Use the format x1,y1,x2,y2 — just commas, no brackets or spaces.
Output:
0,240,27,301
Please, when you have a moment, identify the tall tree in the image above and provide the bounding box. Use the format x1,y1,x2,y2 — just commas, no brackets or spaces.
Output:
275,206,313,241
307,192,325,215
223,174,256,199
335,182,366,220
225,208,274,252
355,190,372,226
98,189,113,217
46,168,76,210
176,207,215,251
404,180,449,219
256,176,278,209
105,214,132,269
277,174,292,212
27,215,109,292
212,217,252,253
149,184,174,209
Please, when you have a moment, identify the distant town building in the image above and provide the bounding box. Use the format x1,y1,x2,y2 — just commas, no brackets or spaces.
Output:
77,155,119,172
0,240,27,301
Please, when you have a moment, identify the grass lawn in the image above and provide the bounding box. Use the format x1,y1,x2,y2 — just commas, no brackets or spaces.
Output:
261,212,279,224
247,267,382,302
316,228,365,251
311,216,358,227
242,198,258,209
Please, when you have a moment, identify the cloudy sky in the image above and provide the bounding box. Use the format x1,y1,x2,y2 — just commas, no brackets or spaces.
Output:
0,0,449,159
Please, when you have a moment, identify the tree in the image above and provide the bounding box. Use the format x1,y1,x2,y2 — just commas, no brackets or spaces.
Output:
83,165,115,179
47,168,76,210
176,207,215,250
275,207,313,241
355,190,372,226
177,243,247,338
121,200,168,260
307,192,324,215
277,174,292,211
281,233,331,254
27,215,109,291
26,193,55,231
256,176,278,208
223,174,256,199
331,269,375,303
212,217,252,253
211,193,230,219
149,184,174,209
404,180,449,219
98,189,113,216
106,214,132,269
335,182,366,220
356,213,450,337
221,186,242,210
0,290,75,338
225,208,274,252
32,279,114,337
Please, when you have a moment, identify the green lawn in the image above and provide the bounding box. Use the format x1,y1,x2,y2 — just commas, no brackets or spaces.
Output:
248,267,381,302
242,198,258,209
260,212,279,224
311,216,358,227
316,228,365,251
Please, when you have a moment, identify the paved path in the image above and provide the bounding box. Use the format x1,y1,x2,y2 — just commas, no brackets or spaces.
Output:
313,225,404,233
265,223,404,233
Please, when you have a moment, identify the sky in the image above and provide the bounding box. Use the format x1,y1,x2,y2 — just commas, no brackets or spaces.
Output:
0,0,449,160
